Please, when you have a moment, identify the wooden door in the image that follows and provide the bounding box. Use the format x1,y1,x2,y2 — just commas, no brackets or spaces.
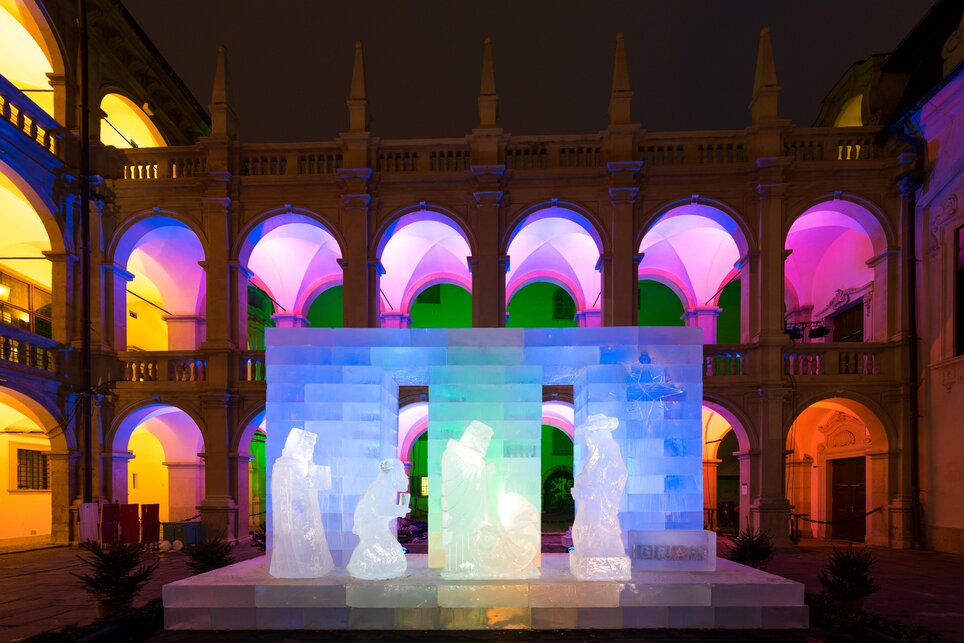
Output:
831,457,866,542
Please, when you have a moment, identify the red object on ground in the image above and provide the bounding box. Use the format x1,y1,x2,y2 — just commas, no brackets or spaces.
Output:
119,504,140,544
100,502,120,543
141,504,160,544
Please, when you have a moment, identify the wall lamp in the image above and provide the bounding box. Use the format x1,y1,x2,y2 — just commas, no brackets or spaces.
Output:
784,320,830,342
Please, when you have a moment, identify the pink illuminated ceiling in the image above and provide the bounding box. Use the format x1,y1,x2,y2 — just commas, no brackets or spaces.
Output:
379,212,471,314
242,214,342,315
113,405,204,461
638,205,743,308
506,207,601,310
785,204,879,313
117,217,205,314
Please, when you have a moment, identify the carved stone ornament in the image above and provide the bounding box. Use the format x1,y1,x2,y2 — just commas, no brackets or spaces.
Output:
831,430,857,448
928,194,959,258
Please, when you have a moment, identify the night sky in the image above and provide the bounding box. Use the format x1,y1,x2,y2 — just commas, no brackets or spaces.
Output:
121,0,937,143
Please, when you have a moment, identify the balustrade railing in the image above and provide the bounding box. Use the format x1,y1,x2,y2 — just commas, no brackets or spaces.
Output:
376,141,471,173
703,346,747,377
122,147,206,180
241,352,266,382
120,352,206,382
0,331,59,374
0,74,60,157
783,343,885,377
638,131,747,167
507,136,603,170
784,127,878,162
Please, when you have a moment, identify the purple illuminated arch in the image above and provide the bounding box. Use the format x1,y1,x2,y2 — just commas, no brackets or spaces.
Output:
505,205,603,313
111,402,205,460
397,402,428,463
376,208,473,317
638,204,746,309
635,269,697,310
238,211,343,316
542,400,575,438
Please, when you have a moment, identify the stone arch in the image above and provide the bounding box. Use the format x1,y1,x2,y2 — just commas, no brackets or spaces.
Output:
234,405,267,456
636,270,697,311
109,399,207,453
637,196,755,257
97,89,168,148
506,272,586,311
109,209,208,265
785,193,895,254
0,0,66,119
542,400,574,438
503,200,608,255
235,207,346,267
373,203,478,258
399,273,473,316
293,276,345,319
702,396,756,452
0,158,64,257
397,401,428,464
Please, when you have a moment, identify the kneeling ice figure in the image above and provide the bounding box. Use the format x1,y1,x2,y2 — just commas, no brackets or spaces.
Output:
269,428,334,578
441,420,540,579
347,458,410,580
570,413,632,580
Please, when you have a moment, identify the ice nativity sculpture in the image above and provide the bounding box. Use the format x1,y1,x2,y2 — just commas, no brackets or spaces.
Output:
346,458,411,580
264,327,715,580
440,421,541,579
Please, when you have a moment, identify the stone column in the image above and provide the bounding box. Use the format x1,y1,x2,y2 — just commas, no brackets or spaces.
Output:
867,249,897,342
42,251,75,344
866,450,895,547
101,263,133,351
683,306,722,344
270,313,309,328
471,166,507,328
605,162,642,327
165,461,204,522
576,309,602,327
736,253,757,344
163,315,204,350
733,449,758,534
47,449,75,544
102,451,134,503
703,458,721,528
228,262,252,350
199,394,238,540
380,312,411,328
749,388,792,546
200,195,234,352
338,169,374,328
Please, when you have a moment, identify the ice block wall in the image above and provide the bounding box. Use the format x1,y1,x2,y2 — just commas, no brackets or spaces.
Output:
265,326,702,568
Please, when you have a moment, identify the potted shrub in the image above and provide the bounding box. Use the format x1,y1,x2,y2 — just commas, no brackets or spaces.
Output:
723,521,775,570
818,543,880,610
72,539,159,620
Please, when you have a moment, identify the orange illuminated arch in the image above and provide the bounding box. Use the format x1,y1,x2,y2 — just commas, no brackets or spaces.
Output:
100,93,166,149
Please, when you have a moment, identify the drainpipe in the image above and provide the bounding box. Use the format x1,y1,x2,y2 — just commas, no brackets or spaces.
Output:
79,0,93,504
894,119,924,550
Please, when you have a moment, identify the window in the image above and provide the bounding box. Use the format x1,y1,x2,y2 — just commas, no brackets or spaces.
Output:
552,429,573,456
956,227,964,356
0,271,53,338
415,285,441,305
17,449,49,490
552,288,576,321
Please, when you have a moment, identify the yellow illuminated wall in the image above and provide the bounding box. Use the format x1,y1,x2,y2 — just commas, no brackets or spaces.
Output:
100,93,166,149
0,1,55,117
834,94,864,127
128,426,169,522
0,399,50,540
0,171,51,288
125,253,168,351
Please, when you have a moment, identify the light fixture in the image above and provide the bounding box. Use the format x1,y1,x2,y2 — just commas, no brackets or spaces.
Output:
808,326,830,339
0,282,9,301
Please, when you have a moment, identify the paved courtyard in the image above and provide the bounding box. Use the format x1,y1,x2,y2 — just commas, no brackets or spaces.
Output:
0,539,961,642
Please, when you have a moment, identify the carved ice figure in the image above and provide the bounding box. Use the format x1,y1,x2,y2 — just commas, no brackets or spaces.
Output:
440,420,540,579
347,458,410,580
570,413,632,580
269,428,333,579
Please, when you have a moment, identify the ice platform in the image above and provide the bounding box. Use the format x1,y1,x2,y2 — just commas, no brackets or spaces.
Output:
163,553,807,631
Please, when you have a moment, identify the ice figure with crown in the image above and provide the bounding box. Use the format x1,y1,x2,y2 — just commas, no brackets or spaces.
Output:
347,458,411,580
269,428,333,579
441,420,540,579
570,414,632,580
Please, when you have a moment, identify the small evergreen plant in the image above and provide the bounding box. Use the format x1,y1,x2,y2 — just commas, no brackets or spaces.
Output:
72,539,158,608
724,521,775,570
250,524,266,553
818,543,880,605
184,533,235,574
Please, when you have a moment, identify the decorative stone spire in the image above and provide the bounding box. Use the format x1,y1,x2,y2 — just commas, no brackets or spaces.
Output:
348,41,370,133
209,45,237,138
749,27,781,123
478,37,498,128
609,32,632,125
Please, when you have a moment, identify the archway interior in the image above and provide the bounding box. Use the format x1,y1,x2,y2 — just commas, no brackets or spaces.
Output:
785,203,881,340
507,282,577,328
119,405,205,523
247,414,267,526
0,395,50,540
0,1,55,117
120,218,206,351
242,214,343,330
409,284,471,328
784,398,887,542
638,280,684,327
378,211,471,322
702,407,739,532
506,207,600,318
99,93,166,149
638,205,743,342
0,170,52,336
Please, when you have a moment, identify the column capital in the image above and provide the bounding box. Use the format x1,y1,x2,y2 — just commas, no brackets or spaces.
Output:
473,190,504,206
101,262,134,281
470,164,505,178
340,193,371,210
608,186,639,203
335,167,373,181
228,261,254,279
606,160,642,176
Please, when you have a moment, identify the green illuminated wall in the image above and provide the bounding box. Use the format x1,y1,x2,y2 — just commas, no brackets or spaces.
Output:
409,284,472,328
507,282,578,328
716,281,741,344
637,280,684,326
306,285,344,328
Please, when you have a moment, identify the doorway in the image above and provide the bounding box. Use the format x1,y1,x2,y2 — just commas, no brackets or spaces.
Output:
831,456,866,542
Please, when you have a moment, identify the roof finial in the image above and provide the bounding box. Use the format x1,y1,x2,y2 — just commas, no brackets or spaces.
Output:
209,44,237,137
609,32,632,125
478,37,498,128
750,26,781,123
348,41,370,132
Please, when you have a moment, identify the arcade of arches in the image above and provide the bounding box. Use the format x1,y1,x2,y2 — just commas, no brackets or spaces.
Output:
3,0,960,555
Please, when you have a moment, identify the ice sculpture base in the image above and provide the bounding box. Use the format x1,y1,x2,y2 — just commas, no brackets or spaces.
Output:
163,553,807,631
630,530,717,572
569,554,632,581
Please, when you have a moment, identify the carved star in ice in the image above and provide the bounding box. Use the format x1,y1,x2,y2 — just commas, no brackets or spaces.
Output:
618,353,685,422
